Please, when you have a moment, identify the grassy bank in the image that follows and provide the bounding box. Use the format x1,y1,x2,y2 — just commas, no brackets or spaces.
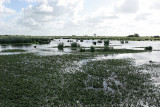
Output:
1,49,26,52
0,53,159,106
0,36,52,44
0,35,160,41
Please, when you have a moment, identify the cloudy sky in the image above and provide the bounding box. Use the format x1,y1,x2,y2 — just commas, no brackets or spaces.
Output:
0,0,160,36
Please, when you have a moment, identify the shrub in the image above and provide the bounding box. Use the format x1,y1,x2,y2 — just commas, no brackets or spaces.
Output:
120,40,124,44
97,40,102,43
80,39,83,42
104,40,109,46
71,42,80,47
58,43,64,50
80,48,85,52
145,46,152,51
90,46,95,52
93,42,96,45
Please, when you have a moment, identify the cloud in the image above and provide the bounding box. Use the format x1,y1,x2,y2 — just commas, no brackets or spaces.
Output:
135,13,151,21
115,0,139,14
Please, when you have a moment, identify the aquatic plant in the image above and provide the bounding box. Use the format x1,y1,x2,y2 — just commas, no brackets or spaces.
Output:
104,40,109,46
71,42,80,47
80,48,85,52
58,42,64,50
97,40,102,43
145,46,152,51
80,39,83,42
93,42,96,45
90,46,95,52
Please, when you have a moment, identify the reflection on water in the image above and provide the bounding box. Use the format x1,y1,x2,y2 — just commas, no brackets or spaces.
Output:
0,39,160,62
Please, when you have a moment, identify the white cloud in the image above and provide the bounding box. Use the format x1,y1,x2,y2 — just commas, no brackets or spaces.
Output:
2,0,160,36
115,0,139,14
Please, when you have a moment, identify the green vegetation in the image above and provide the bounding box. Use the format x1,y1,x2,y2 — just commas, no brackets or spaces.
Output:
0,53,159,106
104,40,109,46
1,49,26,52
71,42,80,47
1,35,160,42
90,46,95,52
0,37,51,44
58,43,64,50
80,48,85,52
145,46,153,51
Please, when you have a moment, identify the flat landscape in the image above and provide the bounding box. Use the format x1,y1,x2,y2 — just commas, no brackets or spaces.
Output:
0,36,160,106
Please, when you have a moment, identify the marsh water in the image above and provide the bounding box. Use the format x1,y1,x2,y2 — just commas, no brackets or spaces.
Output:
0,39,160,64
0,39,160,87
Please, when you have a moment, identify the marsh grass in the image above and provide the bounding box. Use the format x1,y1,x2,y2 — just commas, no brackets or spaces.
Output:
90,46,95,52
1,49,26,52
71,42,80,47
0,53,159,106
58,43,64,50
0,37,51,44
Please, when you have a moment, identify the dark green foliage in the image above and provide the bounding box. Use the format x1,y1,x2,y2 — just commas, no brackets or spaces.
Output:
80,39,83,42
0,37,51,44
80,48,85,52
104,46,111,51
58,43,64,50
90,46,95,52
104,40,109,46
120,40,124,44
97,40,102,43
0,53,159,106
1,49,26,52
93,42,96,45
71,42,80,47
145,46,152,51
128,33,140,37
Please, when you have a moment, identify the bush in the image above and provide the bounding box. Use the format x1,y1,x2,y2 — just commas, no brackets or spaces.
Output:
71,42,80,47
145,46,152,51
93,42,96,45
80,48,85,52
97,40,102,43
80,40,83,42
58,43,64,50
120,40,124,44
104,40,109,46
90,46,95,52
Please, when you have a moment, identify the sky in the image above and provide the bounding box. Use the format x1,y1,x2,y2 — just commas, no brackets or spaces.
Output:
0,0,160,36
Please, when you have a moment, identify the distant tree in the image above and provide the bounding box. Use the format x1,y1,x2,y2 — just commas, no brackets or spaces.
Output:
128,33,140,37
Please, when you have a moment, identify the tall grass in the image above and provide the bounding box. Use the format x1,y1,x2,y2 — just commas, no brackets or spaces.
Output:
71,42,80,47
90,46,95,52
0,37,51,44
58,43,64,50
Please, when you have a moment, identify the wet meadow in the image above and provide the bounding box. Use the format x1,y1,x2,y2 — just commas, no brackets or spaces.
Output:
0,36,160,106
